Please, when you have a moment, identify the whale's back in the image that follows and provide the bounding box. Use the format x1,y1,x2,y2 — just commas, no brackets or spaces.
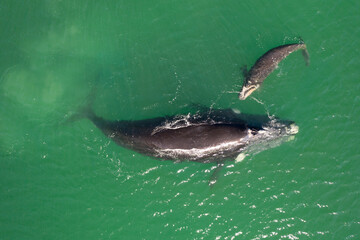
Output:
149,124,249,150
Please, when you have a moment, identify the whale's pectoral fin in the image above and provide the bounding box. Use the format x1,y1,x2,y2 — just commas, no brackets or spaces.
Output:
241,65,249,79
208,162,224,187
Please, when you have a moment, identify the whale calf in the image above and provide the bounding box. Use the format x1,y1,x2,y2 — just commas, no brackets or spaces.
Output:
77,107,298,163
239,42,309,100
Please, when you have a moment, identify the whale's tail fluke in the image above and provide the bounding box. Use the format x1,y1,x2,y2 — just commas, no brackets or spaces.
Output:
65,103,94,123
63,87,97,124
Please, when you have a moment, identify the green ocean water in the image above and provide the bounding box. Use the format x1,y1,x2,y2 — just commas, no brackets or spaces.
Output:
1,0,359,239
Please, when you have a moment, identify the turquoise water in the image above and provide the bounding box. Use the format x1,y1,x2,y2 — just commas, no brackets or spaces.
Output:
1,0,359,239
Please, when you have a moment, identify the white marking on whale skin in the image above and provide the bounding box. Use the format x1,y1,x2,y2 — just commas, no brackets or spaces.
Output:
156,129,254,159
156,140,246,159
232,108,241,114
235,153,247,163
239,85,259,100
288,124,299,135
156,140,242,158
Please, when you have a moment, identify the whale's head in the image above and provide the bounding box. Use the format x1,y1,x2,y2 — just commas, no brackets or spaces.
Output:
244,117,299,156
239,84,259,100
261,118,299,139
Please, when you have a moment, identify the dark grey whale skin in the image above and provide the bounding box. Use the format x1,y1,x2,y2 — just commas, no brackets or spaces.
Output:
239,43,309,100
82,108,296,163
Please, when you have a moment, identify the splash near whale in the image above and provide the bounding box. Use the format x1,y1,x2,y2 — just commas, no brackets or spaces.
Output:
239,42,309,100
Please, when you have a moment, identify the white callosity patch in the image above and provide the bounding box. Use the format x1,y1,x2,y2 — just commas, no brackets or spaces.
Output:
239,84,259,100
245,121,298,157
288,124,299,135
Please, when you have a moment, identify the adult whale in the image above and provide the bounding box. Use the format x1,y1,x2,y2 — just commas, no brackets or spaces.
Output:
74,106,298,163
239,42,309,100
71,105,298,185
